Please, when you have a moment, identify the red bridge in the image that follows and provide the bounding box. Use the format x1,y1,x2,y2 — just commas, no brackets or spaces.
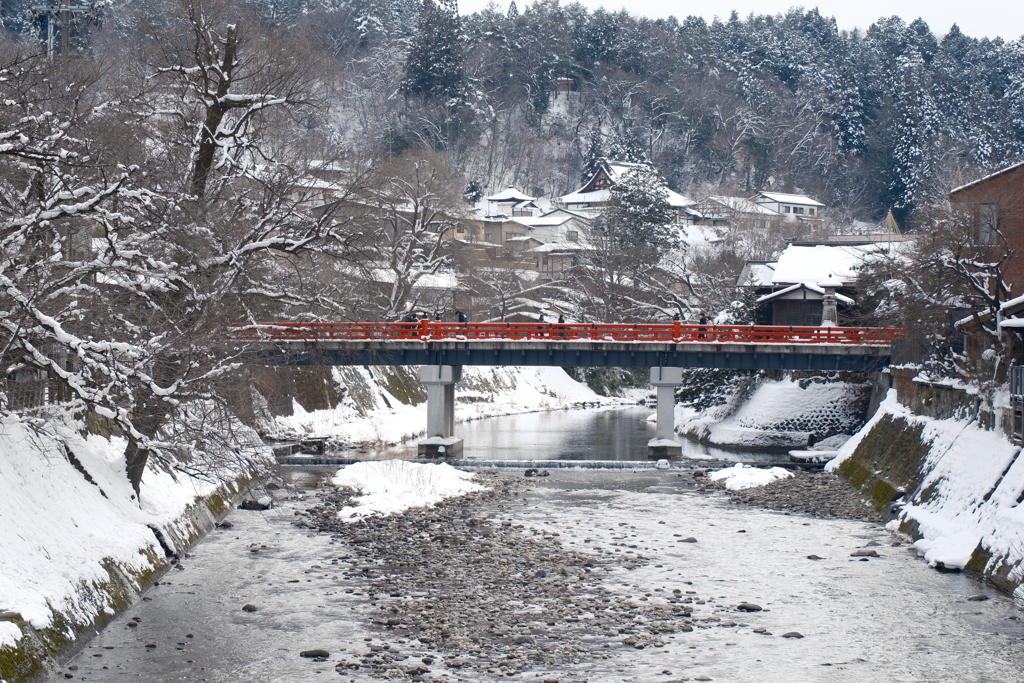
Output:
231,321,903,346
237,321,904,458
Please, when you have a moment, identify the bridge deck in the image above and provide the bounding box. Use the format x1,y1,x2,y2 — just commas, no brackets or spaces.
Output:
230,321,902,345
234,323,903,371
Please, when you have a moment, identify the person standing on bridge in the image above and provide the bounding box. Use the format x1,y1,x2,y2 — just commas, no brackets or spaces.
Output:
699,312,708,339
457,310,468,324
557,314,566,338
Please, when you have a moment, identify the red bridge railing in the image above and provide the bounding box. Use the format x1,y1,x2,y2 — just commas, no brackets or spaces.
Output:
228,322,905,346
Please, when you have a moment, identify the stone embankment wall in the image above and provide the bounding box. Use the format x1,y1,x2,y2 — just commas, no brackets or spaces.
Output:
678,371,874,450
829,368,1024,596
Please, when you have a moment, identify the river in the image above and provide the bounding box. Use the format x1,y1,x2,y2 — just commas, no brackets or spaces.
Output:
51,408,1024,682
379,406,781,463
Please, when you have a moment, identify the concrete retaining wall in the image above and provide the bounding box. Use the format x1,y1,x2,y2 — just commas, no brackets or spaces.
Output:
833,374,1024,595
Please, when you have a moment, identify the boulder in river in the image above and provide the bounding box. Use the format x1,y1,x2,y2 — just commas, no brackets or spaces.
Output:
736,602,762,612
242,604,259,612
850,549,879,558
300,649,330,658
239,498,272,511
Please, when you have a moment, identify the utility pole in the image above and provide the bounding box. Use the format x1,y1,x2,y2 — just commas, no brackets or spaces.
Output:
31,0,89,59
61,0,70,56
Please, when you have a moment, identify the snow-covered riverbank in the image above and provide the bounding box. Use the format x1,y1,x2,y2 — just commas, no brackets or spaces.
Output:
828,391,1024,595
261,365,613,445
0,409,268,682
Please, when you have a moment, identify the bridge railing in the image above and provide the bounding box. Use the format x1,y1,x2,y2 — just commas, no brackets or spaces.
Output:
227,321,905,346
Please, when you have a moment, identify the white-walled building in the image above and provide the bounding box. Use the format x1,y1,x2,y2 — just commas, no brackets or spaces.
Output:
753,192,825,219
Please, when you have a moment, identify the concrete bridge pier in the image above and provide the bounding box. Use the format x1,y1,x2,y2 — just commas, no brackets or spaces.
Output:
418,365,463,458
648,367,683,459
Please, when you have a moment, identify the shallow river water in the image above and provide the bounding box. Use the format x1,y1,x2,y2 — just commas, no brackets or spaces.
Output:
52,409,1024,683
380,406,778,463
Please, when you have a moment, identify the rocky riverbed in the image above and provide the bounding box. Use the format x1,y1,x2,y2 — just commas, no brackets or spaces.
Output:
307,471,708,680
692,467,886,523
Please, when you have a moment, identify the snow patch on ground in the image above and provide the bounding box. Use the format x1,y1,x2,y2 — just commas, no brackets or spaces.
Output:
830,392,1024,573
0,409,261,649
269,365,610,444
709,463,794,490
331,460,486,520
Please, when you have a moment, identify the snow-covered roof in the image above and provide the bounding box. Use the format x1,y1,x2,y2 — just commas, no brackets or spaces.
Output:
737,261,777,287
290,177,344,192
707,196,780,215
755,192,825,208
1001,293,1024,314
665,189,695,208
486,186,534,202
949,160,1024,197
529,242,593,253
544,207,592,220
454,239,501,248
561,188,611,205
561,158,694,208
757,282,855,305
370,269,459,289
561,186,692,208
787,234,906,246
510,214,573,228
770,245,868,285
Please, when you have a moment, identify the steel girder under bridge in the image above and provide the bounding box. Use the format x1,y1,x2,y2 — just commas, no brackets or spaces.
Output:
233,321,900,372
250,340,889,372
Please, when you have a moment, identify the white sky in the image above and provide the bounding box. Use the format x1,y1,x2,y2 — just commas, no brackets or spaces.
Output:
459,0,1024,42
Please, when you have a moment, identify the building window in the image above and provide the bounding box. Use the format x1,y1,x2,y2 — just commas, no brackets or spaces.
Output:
567,230,579,242
784,206,791,213
794,207,805,214
456,226,465,234
809,207,816,216
980,204,999,244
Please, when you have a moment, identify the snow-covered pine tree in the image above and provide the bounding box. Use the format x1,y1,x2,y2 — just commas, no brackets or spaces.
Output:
605,164,676,253
402,0,465,101
580,126,605,184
